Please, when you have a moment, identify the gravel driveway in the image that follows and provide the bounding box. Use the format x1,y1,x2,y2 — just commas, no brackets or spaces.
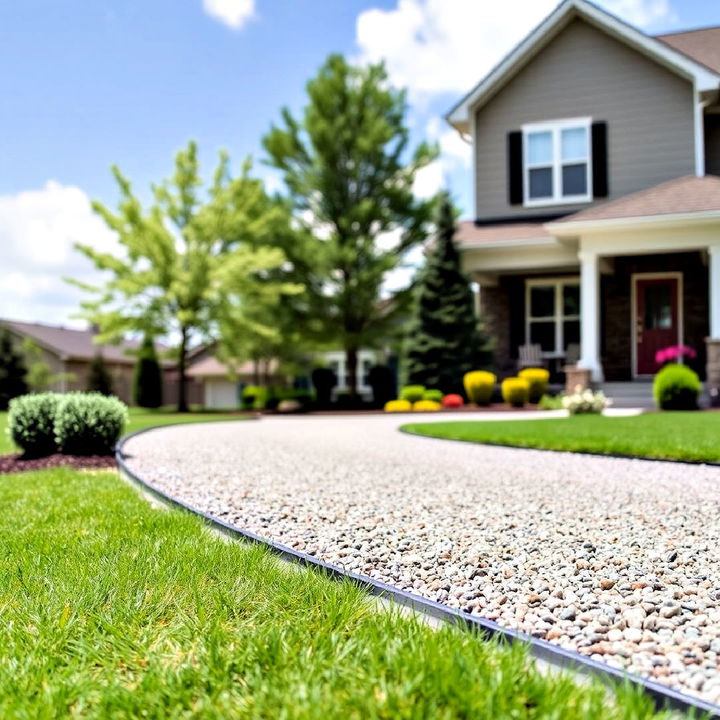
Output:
122,413,720,705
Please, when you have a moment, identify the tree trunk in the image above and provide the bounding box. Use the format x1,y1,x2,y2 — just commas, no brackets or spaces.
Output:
346,347,358,398
177,327,189,413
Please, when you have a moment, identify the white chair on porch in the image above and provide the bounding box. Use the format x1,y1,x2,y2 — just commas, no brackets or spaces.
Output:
518,344,544,369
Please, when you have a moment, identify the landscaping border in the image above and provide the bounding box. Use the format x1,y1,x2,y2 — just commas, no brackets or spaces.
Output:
399,425,720,467
115,424,720,719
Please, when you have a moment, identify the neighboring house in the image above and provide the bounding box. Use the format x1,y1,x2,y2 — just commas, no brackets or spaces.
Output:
447,0,720,391
322,349,380,399
0,319,175,405
186,346,284,409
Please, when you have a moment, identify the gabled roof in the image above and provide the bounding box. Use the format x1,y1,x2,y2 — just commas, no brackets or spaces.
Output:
548,175,720,227
1,319,171,366
187,355,278,379
656,25,720,75
456,220,552,249
447,0,720,134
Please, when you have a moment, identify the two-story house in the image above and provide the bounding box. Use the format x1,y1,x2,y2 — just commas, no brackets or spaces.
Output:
447,0,720,397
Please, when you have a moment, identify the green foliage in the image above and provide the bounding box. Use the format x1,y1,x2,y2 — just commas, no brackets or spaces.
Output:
538,394,564,410
87,352,114,396
367,364,396,408
241,385,266,410
132,334,163,408
501,378,529,407
54,393,127,456
311,367,337,408
405,194,493,394
422,388,443,403
263,53,437,395
518,367,550,404
71,141,298,411
463,370,496,406
653,363,701,410
0,329,28,410
399,385,425,402
7,393,59,457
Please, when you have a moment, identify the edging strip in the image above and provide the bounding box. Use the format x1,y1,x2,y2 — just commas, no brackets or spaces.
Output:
116,425,719,719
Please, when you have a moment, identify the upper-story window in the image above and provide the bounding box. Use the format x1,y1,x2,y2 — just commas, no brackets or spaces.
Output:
522,118,592,206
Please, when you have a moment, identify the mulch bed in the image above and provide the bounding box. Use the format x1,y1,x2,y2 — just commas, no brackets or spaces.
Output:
0,453,117,474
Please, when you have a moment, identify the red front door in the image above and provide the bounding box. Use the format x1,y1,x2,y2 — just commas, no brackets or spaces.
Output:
635,276,679,375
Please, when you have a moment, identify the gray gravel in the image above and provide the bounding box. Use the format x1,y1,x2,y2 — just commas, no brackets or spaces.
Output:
122,414,720,705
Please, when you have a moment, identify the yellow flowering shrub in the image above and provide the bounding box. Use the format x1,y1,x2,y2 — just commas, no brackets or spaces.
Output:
463,370,496,405
518,367,550,404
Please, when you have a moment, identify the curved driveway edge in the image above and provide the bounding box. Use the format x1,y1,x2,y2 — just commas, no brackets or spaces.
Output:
117,416,720,717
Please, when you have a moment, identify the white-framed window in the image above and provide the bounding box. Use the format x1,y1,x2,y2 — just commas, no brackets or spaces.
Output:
525,278,581,356
523,118,592,206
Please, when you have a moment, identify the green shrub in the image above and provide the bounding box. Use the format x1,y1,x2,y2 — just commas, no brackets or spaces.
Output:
463,370,496,405
400,385,425,403
501,377,529,407
241,385,266,410
538,393,564,410
311,368,337,409
422,388,443,403
7,392,59,457
133,334,163,408
367,365,396,408
518,367,549,404
54,393,128,455
87,352,114,396
653,363,701,410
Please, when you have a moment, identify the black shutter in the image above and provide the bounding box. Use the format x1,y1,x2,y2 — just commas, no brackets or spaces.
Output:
507,130,523,205
591,121,608,198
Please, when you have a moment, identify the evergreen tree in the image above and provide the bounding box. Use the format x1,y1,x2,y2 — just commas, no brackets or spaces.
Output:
87,352,114,396
133,334,163,408
405,193,492,395
0,328,28,409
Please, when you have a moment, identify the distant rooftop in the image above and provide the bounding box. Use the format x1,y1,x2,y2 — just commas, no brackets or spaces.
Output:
1,319,171,366
655,25,720,74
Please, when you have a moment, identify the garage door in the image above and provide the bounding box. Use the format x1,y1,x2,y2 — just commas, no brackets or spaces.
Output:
205,380,238,409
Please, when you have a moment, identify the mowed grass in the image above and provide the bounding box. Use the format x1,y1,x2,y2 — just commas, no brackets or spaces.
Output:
0,407,251,455
0,468,674,719
402,412,720,463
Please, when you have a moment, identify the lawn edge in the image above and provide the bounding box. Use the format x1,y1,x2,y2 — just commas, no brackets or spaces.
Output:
115,424,720,719
399,424,720,467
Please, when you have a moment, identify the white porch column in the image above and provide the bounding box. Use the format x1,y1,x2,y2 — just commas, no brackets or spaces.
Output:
709,245,720,338
578,250,604,382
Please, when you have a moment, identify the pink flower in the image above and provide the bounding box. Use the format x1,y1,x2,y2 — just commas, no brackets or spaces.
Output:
655,345,696,365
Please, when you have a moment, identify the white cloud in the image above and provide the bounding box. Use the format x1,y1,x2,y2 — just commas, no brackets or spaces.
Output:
356,0,673,101
0,182,119,327
202,0,255,30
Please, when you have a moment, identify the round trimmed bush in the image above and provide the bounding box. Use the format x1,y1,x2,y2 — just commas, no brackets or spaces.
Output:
501,377,529,407
384,399,412,412
518,367,550,404
55,392,128,455
7,392,59,457
442,393,464,408
400,385,425,403
422,388,443,403
463,370,496,405
412,400,441,412
653,363,701,410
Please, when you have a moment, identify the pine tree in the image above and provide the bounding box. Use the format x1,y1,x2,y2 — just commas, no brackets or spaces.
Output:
405,193,492,395
87,352,114,396
0,328,28,409
132,334,163,408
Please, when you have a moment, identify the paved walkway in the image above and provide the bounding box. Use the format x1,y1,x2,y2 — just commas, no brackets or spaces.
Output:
122,413,720,704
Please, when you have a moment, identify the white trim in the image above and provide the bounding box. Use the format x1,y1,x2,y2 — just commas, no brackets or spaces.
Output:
547,210,720,236
525,276,580,357
630,272,683,378
460,236,557,250
522,117,593,207
446,0,720,132
694,89,712,177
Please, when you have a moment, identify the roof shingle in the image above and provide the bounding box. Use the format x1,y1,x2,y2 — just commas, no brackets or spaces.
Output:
655,25,720,74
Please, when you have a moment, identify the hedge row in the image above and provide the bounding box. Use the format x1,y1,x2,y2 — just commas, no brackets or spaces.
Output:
7,392,127,458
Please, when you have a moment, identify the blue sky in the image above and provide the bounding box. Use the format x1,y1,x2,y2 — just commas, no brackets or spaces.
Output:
1,0,718,325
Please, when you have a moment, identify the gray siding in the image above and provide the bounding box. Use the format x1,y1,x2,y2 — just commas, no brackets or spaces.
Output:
474,19,695,219
706,114,720,177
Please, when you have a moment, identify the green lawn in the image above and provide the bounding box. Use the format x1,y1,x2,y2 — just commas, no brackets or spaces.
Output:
0,467,671,719
0,407,251,455
402,412,720,463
